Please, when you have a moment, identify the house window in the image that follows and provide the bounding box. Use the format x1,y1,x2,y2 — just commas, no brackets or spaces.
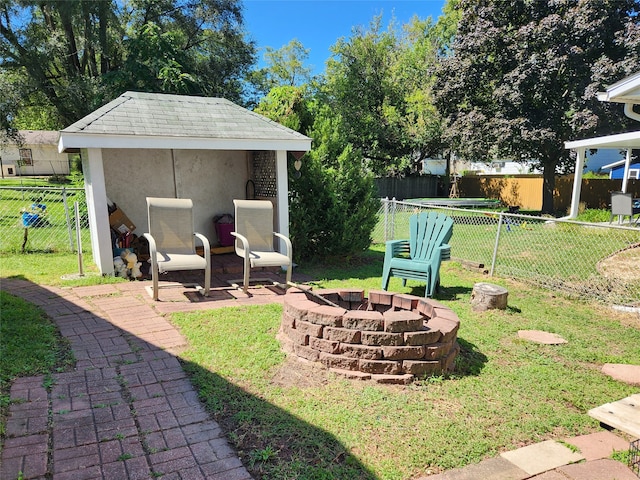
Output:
629,169,639,179
18,148,33,166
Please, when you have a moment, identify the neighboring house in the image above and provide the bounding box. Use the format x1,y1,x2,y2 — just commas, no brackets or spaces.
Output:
601,159,640,180
451,157,540,175
1,130,71,177
57,91,312,275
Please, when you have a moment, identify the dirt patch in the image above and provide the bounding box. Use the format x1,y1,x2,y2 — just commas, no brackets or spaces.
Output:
271,356,330,388
597,244,640,282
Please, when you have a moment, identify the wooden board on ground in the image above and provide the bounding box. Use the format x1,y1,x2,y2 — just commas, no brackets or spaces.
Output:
588,394,640,438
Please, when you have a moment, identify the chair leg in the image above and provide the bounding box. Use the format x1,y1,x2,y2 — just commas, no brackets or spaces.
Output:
204,262,210,297
243,258,250,294
151,264,159,301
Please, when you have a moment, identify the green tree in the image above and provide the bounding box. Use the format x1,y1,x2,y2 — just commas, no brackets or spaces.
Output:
247,39,312,105
434,0,640,213
0,0,255,127
323,15,444,176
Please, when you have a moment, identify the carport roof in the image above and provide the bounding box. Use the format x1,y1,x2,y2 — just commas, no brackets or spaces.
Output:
58,91,312,152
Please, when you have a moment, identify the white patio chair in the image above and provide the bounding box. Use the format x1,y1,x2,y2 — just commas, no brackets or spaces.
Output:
231,199,292,293
143,197,211,300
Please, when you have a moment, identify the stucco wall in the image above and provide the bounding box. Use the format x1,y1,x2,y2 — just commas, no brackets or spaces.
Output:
103,148,248,244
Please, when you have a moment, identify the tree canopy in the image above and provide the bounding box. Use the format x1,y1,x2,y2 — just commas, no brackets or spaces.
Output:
0,0,255,128
434,0,640,213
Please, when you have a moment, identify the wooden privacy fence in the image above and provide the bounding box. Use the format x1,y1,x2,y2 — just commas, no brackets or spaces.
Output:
458,175,640,211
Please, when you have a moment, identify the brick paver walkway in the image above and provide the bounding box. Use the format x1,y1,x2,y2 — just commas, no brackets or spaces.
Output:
0,264,295,480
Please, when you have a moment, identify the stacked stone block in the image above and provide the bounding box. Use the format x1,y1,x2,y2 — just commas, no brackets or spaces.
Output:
278,288,461,384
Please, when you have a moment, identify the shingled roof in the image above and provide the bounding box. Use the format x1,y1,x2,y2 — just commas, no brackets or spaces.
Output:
58,91,312,152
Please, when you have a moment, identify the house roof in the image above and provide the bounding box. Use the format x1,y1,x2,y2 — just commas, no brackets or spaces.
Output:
564,130,640,150
601,158,640,170
18,130,59,145
58,91,312,152
597,71,640,104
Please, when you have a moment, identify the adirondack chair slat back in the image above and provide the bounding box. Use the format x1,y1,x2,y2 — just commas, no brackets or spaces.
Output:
409,212,453,261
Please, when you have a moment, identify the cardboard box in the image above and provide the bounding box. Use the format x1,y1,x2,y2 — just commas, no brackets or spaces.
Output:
109,207,136,234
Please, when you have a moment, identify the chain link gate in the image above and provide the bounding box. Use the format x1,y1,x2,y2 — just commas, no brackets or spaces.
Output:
374,198,640,307
0,186,90,254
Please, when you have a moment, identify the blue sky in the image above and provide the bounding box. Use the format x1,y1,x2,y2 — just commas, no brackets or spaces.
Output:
242,0,447,75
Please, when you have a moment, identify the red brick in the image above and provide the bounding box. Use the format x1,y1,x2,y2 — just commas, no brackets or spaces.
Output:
294,344,320,362
329,368,371,380
423,342,452,360
361,331,404,346
427,317,460,343
281,322,308,345
383,310,423,333
392,293,420,311
295,320,323,338
314,289,341,304
307,305,346,327
432,307,460,322
382,346,425,360
368,290,394,306
339,289,364,303
323,326,361,344
343,310,384,331
309,337,340,354
403,360,442,376
359,359,402,375
319,352,359,370
404,328,441,345
339,344,383,359
372,373,414,385
281,312,296,329
283,298,318,322
441,342,460,372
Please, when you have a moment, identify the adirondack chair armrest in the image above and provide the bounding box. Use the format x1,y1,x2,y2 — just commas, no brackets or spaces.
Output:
385,239,411,258
439,244,451,261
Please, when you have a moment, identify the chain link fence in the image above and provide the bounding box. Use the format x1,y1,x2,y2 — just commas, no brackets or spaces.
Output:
0,186,90,254
374,198,640,307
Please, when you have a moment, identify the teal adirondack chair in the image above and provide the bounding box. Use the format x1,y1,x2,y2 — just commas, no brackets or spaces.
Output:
381,211,453,297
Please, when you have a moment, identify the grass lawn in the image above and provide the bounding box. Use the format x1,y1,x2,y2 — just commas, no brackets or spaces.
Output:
1,248,638,479
0,291,75,437
171,248,640,479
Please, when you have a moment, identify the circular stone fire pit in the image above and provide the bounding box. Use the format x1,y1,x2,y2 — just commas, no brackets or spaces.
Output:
278,288,460,384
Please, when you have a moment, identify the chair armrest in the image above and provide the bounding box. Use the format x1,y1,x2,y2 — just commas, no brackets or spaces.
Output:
142,233,157,257
385,239,410,257
230,231,250,251
193,232,211,255
273,232,293,260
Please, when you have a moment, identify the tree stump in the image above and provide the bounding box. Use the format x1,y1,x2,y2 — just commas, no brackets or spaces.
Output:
470,282,508,311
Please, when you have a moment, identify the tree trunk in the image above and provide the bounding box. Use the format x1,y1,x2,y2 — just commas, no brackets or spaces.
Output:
541,157,558,214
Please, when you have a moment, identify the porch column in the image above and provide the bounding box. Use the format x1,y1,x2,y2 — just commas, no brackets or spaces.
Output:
568,148,586,219
275,150,289,255
622,148,632,193
82,148,114,275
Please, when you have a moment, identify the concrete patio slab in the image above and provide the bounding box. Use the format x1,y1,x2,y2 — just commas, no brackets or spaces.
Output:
564,431,632,461
556,458,638,480
500,440,584,476
416,457,529,480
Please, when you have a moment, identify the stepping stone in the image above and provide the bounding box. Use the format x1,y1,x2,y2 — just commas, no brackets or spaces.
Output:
601,363,640,385
415,457,528,480
556,458,638,480
500,440,584,476
518,330,568,345
563,431,631,461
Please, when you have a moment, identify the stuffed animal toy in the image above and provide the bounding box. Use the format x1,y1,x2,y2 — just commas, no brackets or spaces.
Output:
121,249,143,279
113,256,128,278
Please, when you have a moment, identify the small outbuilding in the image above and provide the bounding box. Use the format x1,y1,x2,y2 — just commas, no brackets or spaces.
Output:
601,158,640,180
1,130,72,177
58,91,312,275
